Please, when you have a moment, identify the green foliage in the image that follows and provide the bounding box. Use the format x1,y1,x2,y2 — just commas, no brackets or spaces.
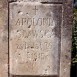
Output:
72,8,77,64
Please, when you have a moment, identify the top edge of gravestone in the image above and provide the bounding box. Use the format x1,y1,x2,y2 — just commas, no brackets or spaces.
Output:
9,0,63,3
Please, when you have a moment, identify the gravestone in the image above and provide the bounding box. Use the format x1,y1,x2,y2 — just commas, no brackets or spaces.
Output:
0,0,73,77
9,1,62,76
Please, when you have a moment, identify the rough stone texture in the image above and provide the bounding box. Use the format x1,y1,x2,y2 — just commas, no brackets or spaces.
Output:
9,0,62,3
60,0,73,77
0,0,8,77
0,0,73,77
9,2,62,76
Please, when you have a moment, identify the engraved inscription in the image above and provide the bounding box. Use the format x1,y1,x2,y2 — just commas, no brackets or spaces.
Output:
9,3,62,76
15,18,54,27
33,6,38,15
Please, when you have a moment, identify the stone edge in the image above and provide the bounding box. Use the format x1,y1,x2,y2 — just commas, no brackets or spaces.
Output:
0,0,8,77
60,0,73,77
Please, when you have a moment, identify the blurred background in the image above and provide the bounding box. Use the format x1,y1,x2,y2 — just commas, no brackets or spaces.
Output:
71,0,77,77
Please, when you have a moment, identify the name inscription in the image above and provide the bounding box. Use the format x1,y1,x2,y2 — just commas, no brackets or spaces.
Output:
16,18,55,27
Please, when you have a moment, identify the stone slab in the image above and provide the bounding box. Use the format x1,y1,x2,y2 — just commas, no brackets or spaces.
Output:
9,2,62,76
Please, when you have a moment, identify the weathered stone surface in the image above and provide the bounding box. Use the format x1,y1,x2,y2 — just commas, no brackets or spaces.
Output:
9,0,62,2
9,2,62,76
60,0,73,77
0,0,8,77
0,0,73,77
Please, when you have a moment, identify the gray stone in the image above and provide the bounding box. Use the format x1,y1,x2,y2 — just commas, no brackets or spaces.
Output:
0,0,8,77
9,0,62,2
60,0,73,77
0,0,73,77
9,2,62,76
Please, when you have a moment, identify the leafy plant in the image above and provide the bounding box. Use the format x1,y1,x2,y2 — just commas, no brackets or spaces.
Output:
72,8,77,64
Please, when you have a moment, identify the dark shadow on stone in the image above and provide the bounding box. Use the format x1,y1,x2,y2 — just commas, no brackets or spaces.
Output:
11,75,58,77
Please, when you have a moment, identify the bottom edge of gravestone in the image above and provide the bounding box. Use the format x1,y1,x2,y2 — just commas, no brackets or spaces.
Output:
9,74,59,77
